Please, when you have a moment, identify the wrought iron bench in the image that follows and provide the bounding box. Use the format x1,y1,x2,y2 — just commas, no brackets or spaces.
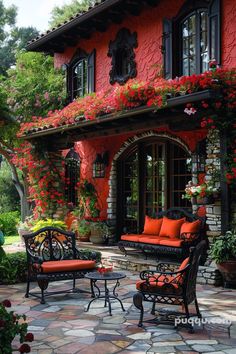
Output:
118,207,207,264
23,227,97,304
133,240,206,332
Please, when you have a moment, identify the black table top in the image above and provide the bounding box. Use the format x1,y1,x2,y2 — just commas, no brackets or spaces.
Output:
85,271,126,281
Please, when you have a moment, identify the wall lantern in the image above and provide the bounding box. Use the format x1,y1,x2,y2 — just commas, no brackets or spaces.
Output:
93,152,109,178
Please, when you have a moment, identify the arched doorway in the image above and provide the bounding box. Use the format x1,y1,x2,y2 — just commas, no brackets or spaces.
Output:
116,137,191,236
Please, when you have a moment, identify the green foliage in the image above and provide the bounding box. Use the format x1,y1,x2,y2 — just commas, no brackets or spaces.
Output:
31,218,67,232
78,219,91,236
210,231,236,263
6,51,66,120
0,1,16,42
49,0,95,28
0,26,39,76
0,211,20,236
79,248,101,263
0,251,27,284
0,161,20,213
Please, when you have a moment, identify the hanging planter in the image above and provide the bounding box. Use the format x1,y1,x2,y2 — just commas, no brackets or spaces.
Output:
196,195,214,205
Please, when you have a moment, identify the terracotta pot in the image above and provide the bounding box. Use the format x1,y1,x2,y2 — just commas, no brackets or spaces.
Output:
217,260,236,288
78,233,90,242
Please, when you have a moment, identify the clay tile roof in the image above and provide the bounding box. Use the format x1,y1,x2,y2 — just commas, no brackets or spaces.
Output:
27,0,159,53
27,0,108,51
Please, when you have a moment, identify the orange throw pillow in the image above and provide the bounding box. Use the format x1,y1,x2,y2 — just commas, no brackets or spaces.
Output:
143,216,163,235
159,217,186,238
180,220,201,235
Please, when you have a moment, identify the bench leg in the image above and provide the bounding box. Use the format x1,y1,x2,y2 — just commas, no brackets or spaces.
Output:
38,279,49,304
73,276,76,291
194,297,201,318
25,278,30,298
133,292,144,327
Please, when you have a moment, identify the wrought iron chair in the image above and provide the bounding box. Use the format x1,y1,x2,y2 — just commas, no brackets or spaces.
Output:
133,240,206,331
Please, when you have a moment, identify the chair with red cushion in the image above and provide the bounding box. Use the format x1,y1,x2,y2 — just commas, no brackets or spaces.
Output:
23,227,97,304
133,240,206,331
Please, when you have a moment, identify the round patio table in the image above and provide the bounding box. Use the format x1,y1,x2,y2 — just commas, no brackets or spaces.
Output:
85,271,126,316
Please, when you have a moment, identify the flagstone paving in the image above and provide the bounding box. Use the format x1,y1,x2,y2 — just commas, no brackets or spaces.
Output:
1,271,236,354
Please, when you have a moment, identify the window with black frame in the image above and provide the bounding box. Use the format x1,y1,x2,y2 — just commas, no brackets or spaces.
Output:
66,49,95,102
162,0,220,79
65,149,80,207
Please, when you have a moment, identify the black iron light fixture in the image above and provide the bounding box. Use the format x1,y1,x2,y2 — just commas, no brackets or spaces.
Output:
93,151,109,178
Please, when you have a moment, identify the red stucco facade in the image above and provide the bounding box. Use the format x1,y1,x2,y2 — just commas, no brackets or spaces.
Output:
56,0,236,219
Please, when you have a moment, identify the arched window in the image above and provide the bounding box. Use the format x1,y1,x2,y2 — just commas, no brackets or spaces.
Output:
66,49,95,102
65,149,80,206
162,0,220,79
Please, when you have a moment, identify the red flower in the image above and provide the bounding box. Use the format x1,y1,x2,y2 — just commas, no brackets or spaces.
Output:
18,344,31,353
2,299,11,308
0,320,5,327
24,333,34,342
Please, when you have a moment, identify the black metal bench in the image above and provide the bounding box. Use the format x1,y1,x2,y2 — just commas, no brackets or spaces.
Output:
118,208,208,264
23,227,97,304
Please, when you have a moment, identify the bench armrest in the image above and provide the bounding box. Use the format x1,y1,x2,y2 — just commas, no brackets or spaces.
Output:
156,262,179,272
140,266,189,280
180,232,200,242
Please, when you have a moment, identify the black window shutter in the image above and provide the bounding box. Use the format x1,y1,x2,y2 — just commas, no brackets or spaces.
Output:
163,18,173,79
209,0,221,65
87,49,96,93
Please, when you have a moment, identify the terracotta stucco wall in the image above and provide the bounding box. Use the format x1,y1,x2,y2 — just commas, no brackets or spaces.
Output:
55,0,236,86
58,0,236,218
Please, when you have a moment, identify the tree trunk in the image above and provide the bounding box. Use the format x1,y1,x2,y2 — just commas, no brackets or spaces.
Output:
0,145,31,221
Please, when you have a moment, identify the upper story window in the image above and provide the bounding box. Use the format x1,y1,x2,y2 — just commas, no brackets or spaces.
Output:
72,57,88,98
162,0,220,79
66,49,95,102
181,10,208,76
108,28,138,85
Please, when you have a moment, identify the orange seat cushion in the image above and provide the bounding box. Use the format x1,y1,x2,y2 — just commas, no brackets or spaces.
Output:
139,236,163,244
143,216,163,235
180,220,201,235
40,260,96,273
121,234,144,242
136,276,180,293
159,217,186,238
158,238,183,247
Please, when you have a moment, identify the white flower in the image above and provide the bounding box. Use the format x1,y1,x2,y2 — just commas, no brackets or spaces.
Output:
184,107,197,115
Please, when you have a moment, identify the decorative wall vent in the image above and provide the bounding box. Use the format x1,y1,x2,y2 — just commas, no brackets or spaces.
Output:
108,28,138,85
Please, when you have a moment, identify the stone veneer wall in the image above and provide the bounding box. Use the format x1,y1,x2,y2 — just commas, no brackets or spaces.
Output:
204,130,221,240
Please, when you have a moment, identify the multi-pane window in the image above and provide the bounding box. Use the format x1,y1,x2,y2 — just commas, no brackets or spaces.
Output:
67,49,95,102
162,0,220,79
65,149,80,207
181,10,208,76
72,58,88,98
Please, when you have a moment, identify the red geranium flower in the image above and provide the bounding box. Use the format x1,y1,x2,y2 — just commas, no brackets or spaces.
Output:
24,333,34,342
2,299,11,308
18,343,31,353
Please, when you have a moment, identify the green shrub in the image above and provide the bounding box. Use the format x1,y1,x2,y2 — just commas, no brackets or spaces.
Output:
0,211,20,236
80,248,102,263
0,252,27,284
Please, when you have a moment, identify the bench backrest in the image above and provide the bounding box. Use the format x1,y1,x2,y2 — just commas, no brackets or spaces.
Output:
23,227,76,262
158,207,206,238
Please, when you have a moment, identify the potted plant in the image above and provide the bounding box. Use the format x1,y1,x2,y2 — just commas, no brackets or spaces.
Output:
17,217,34,243
90,220,110,245
77,219,91,242
182,180,220,204
210,230,236,288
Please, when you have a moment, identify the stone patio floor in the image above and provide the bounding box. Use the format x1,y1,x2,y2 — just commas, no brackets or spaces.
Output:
1,265,236,354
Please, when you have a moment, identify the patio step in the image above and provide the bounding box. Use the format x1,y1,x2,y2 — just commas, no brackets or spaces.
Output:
78,242,223,287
